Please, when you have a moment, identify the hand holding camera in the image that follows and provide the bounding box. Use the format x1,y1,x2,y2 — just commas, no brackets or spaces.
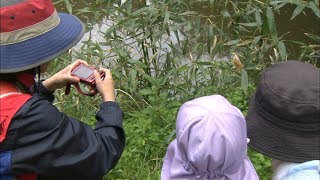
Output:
43,60,115,101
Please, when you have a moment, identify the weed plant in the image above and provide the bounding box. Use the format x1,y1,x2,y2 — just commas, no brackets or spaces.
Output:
50,0,319,179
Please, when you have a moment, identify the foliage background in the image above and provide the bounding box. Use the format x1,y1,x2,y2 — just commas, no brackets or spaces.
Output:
51,0,319,179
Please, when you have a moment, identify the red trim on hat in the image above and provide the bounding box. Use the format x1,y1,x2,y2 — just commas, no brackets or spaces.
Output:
0,0,55,32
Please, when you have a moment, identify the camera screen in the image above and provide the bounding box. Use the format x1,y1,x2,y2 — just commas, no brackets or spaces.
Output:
72,66,94,79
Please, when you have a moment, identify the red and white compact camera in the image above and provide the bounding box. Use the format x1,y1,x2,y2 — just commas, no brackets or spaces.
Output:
66,64,105,96
70,64,105,86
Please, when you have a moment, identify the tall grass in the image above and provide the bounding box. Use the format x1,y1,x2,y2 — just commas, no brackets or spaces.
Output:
50,0,319,179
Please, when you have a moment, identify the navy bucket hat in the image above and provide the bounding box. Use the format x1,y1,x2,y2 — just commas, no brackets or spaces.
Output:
246,60,320,163
0,0,85,73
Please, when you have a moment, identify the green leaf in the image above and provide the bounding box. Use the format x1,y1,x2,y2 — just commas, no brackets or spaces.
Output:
129,69,137,90
290,4,305,20
164,11,170,25
277,41,287,60
77,7,92,13
304,33,320,42
238,23,259,27
269,1,283,5
127,59,147,68
309,1,320,18
221,10,231,18
131,7,150,16
64,0,73,14
181,11,199,16
225,39,239,46
207,26,214,53
241,69,248,95
237,40,252,46
255,10,262,25
251,35,262,48
195,62,212,66
266,7,278,41
140,71,159,87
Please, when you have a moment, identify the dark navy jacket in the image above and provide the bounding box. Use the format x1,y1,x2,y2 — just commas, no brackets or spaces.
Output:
0,89,125,179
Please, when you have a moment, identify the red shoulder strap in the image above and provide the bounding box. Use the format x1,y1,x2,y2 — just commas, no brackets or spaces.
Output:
16,173,37,180
0,81,35,179
0,81,31,142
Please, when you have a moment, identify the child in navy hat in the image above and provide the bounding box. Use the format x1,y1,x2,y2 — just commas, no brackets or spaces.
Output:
0,0,125,179
246,60,320,180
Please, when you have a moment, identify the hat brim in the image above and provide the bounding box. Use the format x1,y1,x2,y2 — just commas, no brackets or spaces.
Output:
161,140,259,180
0,13,85,73
246,94,320,163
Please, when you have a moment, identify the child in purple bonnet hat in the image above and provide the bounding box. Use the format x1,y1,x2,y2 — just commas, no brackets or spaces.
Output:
161,95,259,180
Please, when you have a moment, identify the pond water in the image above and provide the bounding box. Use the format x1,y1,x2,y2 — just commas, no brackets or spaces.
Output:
54,1,319,62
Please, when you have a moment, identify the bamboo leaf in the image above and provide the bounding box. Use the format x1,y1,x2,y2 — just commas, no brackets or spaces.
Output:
241,69,248,95
164,11,170,25
251,35,262,48
237,40,252,46
140,71,159,87
266,7,278,41
64,0,73,14
255,10,262,25
309,1,320,18
269,1,284,5
277,41,287,60
225,39,239,46
132,7,150,16
304,33,320,42
290,4,305,20
129,69,137,90
207,26,214,54
181,11,199,16
127,59,147,68
221,10,231,18
195,62,212,65
238,23,259,27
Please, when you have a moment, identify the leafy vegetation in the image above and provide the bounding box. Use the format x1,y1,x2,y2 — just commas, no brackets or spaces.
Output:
50,0,319,179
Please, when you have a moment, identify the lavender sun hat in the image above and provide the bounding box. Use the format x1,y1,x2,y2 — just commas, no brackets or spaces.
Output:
161,95,259,180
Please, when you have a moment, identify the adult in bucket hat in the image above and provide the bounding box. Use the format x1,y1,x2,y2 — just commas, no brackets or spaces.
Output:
161,95,259,180
0,0,125,179
246,60,320,180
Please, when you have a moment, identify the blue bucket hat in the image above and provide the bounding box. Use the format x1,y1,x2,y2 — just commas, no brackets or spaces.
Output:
0,0,85,73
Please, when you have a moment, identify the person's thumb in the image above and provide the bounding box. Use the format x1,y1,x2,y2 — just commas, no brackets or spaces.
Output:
68,76,80,84
93,70,101,84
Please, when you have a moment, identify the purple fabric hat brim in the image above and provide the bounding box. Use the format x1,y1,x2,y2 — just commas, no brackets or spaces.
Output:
161,140,259,180
0,13,85,73
246,94,320,163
